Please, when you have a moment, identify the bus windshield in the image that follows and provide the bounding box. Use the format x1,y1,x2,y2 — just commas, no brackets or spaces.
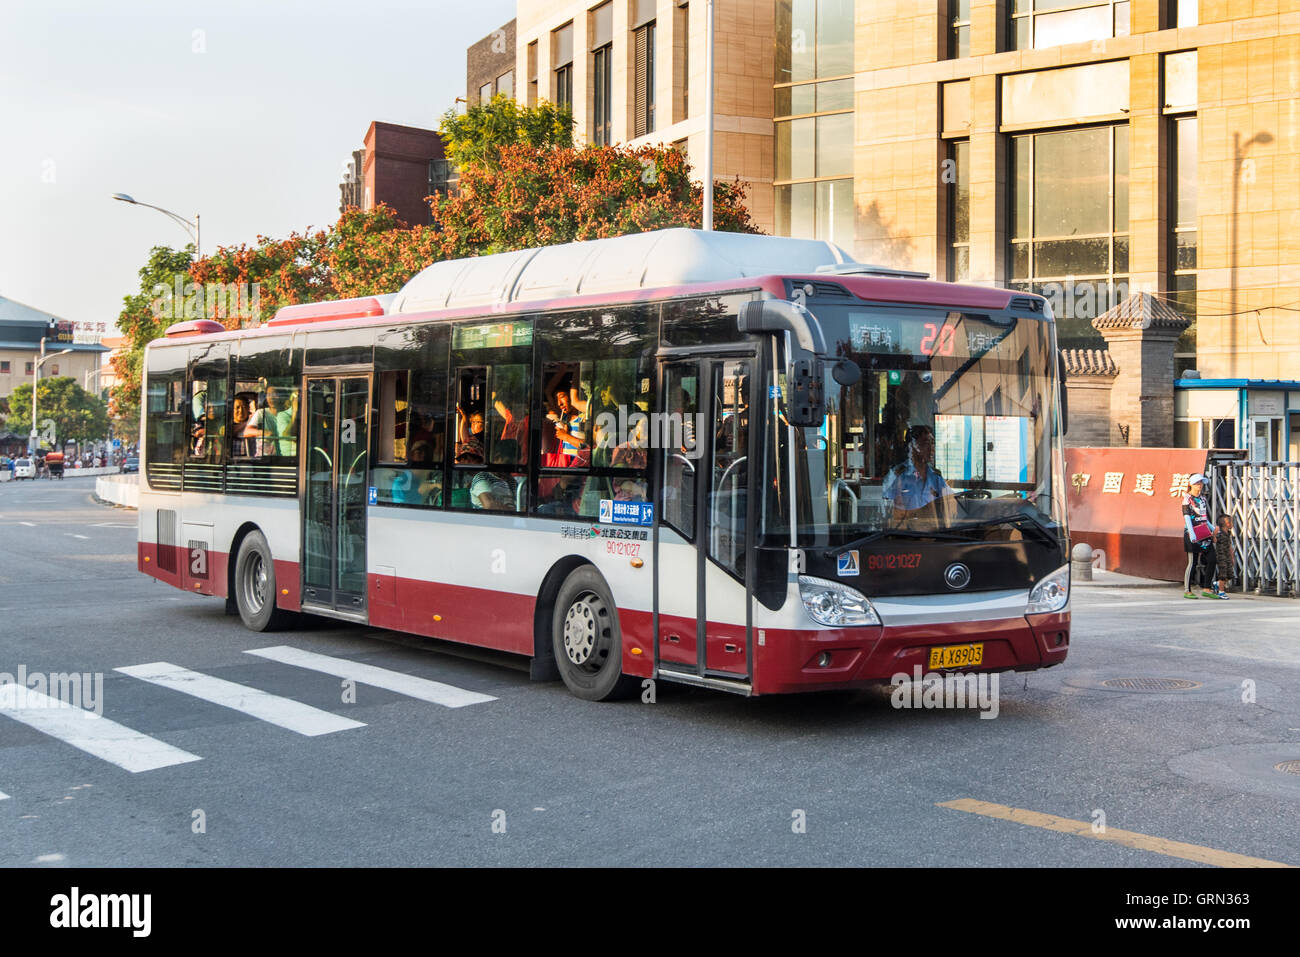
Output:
764,303,1068,548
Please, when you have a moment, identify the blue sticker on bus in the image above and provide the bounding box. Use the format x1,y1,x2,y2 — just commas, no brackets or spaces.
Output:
599,499,654,526
368,486,377,505
769,386,781,398
837,550,860,576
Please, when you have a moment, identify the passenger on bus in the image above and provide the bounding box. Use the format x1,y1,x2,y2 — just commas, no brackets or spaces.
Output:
469,471,513,510
491,391,529,464
231,393,256,457
455,405,486,464
544,388,586,466
537,474,582,516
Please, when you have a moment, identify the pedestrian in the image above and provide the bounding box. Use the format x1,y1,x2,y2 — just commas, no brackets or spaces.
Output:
1214,513,1236,599
1181,473,1217,599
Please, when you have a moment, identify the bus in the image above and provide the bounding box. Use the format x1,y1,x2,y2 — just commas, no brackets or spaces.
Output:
138,228,1071,701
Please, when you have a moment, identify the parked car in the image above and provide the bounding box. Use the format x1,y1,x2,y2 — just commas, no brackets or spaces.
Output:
120,456,139,474
13,458,36,480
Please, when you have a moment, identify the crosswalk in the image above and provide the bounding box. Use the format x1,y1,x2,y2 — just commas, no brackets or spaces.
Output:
0,646,498,794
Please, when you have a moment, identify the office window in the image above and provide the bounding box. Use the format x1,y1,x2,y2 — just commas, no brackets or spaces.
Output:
1008,125,1130,347
527,40,539,106
950,0,970,59
479,81,493,104
776,0,854,84
1174,0,1197,27
1164,51,1196,112
948,140,970,281
775,77,853,244
497,71,514,100
25,362,34,375
553,22,574,108
0,360,9,373
1171,116,1198,374
1011,0,1129,51
633,2,656,137
591,3,612,145
51,363,59,375
674,1,689,123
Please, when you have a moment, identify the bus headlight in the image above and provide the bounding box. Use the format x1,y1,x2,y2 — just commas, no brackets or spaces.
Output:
1027,564,1070,614
798,576,881,627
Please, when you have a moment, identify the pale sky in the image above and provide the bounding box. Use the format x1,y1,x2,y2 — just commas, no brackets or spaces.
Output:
0,0,518,332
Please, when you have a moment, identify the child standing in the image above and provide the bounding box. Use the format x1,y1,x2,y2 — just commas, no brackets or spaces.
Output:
1214,513,1235,599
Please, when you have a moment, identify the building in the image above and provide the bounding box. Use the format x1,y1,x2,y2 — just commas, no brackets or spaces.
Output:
477,2,1298,456
773,0,1298,453
0,296,108,409
514,0,776,231
469,19,519,106
336,122,453,227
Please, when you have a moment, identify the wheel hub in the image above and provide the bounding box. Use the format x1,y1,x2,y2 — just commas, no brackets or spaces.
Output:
563,593,604,666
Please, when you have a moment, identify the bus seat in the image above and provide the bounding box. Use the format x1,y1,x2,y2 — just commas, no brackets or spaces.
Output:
450,486,470,508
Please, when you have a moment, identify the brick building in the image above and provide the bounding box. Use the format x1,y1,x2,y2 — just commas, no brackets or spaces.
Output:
469,19,519,106
337,122,452,227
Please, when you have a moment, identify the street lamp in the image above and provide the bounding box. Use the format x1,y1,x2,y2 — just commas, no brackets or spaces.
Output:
111,192,201,258
31,342,73,453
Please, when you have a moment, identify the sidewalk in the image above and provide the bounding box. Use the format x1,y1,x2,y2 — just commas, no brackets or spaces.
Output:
1074,569,1179,589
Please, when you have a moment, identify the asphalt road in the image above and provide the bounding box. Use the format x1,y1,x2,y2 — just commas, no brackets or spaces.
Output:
2,475,1299,867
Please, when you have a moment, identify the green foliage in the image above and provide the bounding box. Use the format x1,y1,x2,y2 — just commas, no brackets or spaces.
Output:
438,96,574,169
7,377,110,446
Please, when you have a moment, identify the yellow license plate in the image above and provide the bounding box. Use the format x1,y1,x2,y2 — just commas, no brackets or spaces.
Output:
928,643,984,669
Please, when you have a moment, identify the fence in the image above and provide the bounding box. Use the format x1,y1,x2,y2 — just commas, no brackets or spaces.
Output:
1210,462,1300,597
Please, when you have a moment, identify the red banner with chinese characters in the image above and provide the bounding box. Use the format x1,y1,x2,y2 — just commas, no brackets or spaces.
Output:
1064,447,1212,581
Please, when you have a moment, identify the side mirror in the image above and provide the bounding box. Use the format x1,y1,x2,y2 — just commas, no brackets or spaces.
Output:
831,358,861,386
788,359,825,427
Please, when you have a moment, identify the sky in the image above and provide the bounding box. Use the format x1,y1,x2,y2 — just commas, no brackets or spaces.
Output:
0,0,518,333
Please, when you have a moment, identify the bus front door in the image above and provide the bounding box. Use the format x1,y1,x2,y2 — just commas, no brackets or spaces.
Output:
301,375,371,616
657,356,753,689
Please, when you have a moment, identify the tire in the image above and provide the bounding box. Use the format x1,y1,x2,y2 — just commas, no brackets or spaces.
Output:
233,530,290,632
551,566,637,702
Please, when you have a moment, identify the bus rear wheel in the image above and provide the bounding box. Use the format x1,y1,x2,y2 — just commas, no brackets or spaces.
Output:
551,567,637,701
234,530,289,632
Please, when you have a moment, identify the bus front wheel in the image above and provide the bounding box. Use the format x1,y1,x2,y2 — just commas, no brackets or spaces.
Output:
234,530,289,632
551,567,637,702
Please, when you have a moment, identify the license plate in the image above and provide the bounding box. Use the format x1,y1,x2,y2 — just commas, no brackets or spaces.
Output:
928,643,984,670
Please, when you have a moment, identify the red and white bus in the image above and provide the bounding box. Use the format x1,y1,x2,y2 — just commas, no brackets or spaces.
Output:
138,228,1071,700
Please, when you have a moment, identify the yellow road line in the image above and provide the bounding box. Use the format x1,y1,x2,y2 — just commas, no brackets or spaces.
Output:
937,798,1294,868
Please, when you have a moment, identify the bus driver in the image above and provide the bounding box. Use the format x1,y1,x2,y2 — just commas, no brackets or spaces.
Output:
882,424,953,525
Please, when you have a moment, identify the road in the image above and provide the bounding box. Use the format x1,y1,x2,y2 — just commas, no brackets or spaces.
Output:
2,475,1299,867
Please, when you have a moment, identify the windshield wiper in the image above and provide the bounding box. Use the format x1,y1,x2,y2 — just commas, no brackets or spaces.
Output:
953,513,1064,548
821,526,978,556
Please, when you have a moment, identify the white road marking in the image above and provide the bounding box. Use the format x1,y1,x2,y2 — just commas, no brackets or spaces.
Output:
66,533,89,540
115,662,365,736
1251,617,1300,624
0,684,201,773
18,521,35,527
245,646,497,708
91,523,135,528
0,790,9,800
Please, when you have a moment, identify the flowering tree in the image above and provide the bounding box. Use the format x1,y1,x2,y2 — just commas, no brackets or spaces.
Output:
431,142,758,258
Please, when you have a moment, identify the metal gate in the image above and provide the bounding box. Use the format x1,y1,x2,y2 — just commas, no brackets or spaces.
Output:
1210,462,1300,597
